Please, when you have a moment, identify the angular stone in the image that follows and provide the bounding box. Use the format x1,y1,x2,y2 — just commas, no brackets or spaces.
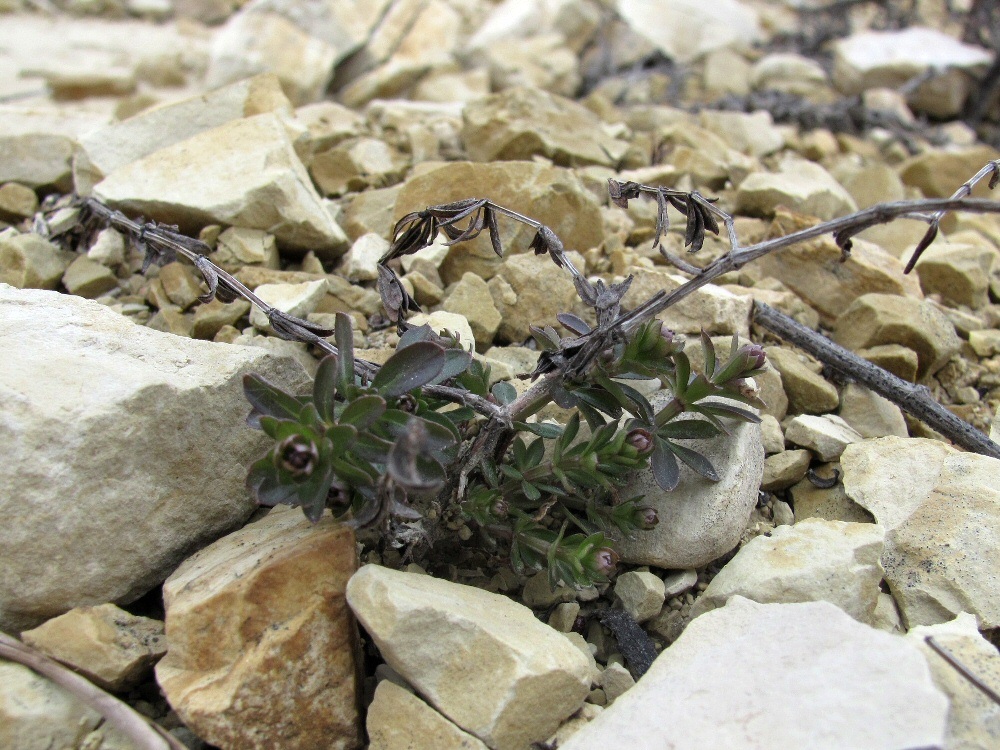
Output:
625,268,752,337
736,158,858,221
690,519,885,624
0,105,107,190
93,113,349,258
408,310,476,352
213,226,280,271
0,232,72,290
750,53,831,99
842,438,1000,629
615,401,763,568
249,278,329,331
598,663,635,703
62,255,118,299
914,241,994,309
463,86,628,168
0,182,37,221
614,571,665,623
789,478,875,524
899,145,1000,199
0,660,103,749
833,293,960,379
969,329,1000,358
367,680,489,750
311,137,406,197
21,603,165,692
765,346,839,414
615,0,760,64
0,286,308,632
191,298,251,340
489,252,583,344
158,262,204,311
74,74,295,193
442,272,502,350
699,110,784,157
838,383,908,439
156,510,361,750
346,565,591,750
857,343,920,382
340,233,389,283
395,162,603,284
761,449,811,492
86,228,126,268
785,414,863,462
662,569,698,598
473,33,581,99
559,598,948,750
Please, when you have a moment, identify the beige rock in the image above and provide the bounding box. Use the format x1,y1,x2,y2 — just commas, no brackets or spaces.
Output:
837,162,906,209
0,232,72,290
760,414,784,454
368,680,489,750
750,53,830,99
158,262,204,311
702,48,752,96
346,565,591,750
236,266,325,290
899,146,1000,199
340,233,389,283
249,278,329,331
690,519,885,624
0,105,108,190
475,34,582,98
761,449,811,492
213,226,280,271
86,228,126,268
871,592,903,634
548,602,581,633
488,252,584,344
295,101,365,157
560,598,947,750
482,345,540,381
735,158,858,221
191,298,251,340
311,137,406,197
74,74,295,194
0,660,103,749
838,383,907,439
615,0,760,63
765,346,838,415
0,182,37,221
785,414,863,462
62,256,118,299
614,571,666,623
408,310,476,352
907,613,1000,750
521,571,581,609
842,437,1000,628
465,0,601,55
857,343,920,382
21,603,165,692
0,285,308,632
971,329,1000,357
157,510,360,750
598,663,635,703
624,268,752,337
789,478,874,524
442,272,502,350
914,241,995,309
698,110,784,157
658,122,756,188
834,293,960,379
463,86,628,168
93,113,349,258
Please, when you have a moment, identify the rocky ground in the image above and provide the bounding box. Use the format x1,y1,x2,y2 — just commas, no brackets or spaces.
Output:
2,0,1000,749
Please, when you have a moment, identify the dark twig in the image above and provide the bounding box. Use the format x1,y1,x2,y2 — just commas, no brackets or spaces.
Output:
0,631,187,750
925,635,1000,706
752,301,1000,460
598,608,658,679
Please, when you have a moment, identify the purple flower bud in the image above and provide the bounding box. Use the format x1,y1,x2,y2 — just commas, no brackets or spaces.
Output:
635,506,659,529
275,435,318,478
738,343,766,372
491,499,509,518
589,547,620,577
626,428,655,455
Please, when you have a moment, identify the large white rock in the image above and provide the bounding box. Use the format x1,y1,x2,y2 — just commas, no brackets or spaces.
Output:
0,285,309,632
615,0,761,64
560,597,949,750
93,113,349,258
690,518,885,624
0,106,108,191
842,437,1000,628
346,565,591,750
614,402,763,569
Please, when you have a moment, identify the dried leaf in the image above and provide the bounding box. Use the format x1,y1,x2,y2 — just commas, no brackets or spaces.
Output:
377,264,420,322
903,224,939,275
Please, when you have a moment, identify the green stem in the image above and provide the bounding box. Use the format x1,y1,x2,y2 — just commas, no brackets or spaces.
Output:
653,396,685,427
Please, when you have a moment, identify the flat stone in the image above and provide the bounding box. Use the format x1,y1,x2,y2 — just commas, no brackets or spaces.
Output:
408,310,476,352
62,255,118,299
843,437,1000,629
761,449,811,492
249,278,329,331
857,343,920,382
838,384,908,439
343,185,402,242
907,613,1000,750
0,232,73,290
699,110,784,157
760,414,784,454
785,414,863,462
548,602,581,633
624,269,752,337
158,262,204,311
21,603,165,692
191,298,251,340
914,241,995,309
690,519,885,624
614,571,666,623
0,182,37,221
156,509,361,750
488,252,583,344
615,400,763,569
750,53,831,99
736,158,857,221
0,285,308,632
968,328,1000,358
442,272,502,350
311,137,406,197
213,226,280,271
559,598,948,750
765,346,839,414
86,228,126,268
470,34,581,99
463,86,628,168
340,232,390,283
346,565,591,750
789,478,875,524
833,293,960,379
93,113,349,258
597,663,635,703
0,105,107,190
899,145,1000,199
615,0,760,63
367,680,489,750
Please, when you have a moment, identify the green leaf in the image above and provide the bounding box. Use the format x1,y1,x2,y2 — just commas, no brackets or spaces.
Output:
334,313,356,394
313,355,338,423
561,412,580,448
701,331,716,379
372,342,446,397
526,436,545,468
665,440,719,481
298,402,323,429
429,349,474,385
339,395,386,431
657,419,721,440
243,374,302,426
326,424,358,456
397,323,436,349
673,351,691,395
500,464,523,481
296,463,335,522
491,380,517,405
513,421,564,439
512,436,528,466
521,481,541,501
650,438,680,492
350,432,393,463
332,457,376,487
698,401,762,424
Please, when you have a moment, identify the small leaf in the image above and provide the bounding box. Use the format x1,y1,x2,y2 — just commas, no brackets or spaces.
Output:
313,355,338,423
326,424,358,455
701,331,716,379
665,441,719,481
658,419,720,440
340,395,386,431
526,436,545,467
557,312,592,335
491,380,517,405
372,342,446,397
698,401,762,424
513,421,564,439
335,312,355,393
429,349,473,385
244,374,302,425
650,438,679,492
522,481,541,501
903,224,939,275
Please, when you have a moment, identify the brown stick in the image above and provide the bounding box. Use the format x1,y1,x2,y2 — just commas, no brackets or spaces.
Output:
751,301,1000,459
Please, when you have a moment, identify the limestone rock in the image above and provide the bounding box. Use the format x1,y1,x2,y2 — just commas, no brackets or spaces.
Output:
442,272,502,350
310,137,406,197
559,598,948,750
690,519,885,624
395,162,602,284
488,252,583,344
347,565,591,750
463,86,628,168
750,53,831,99
899,146,1000,199
842,438,1000,629
156,509,360,749
615,0,760,63
340,233,389,283
86,228,126,268
158,262,204,311
0,660,103,749
614,572,665,623
838,384,908,439
789,478,875,524
907,614,1000,750
0,182,37,221
62,256,118,299
249,278,328,331
597,663,635,703
191,298,251,340
367,680,489,750
93,113,349,258
785,414,863,462
214,227,280,271
408,310,476,352
914,241,994,310
0,105,107,191
698,110,784,157
760,414,785,454
21,603,165,692
765,346,838,414
624,268,752,337
761,449,811,492
0,285,309,632
857,343,920,382
615,402,763,569
0,232,72,290
970,329,1000,358
736,158,858,221
474,33,582,99
833,293,960,379
662,569,698,598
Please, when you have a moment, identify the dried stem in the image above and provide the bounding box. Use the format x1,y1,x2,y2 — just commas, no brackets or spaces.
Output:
925,635,1000,706
0,631,187,750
